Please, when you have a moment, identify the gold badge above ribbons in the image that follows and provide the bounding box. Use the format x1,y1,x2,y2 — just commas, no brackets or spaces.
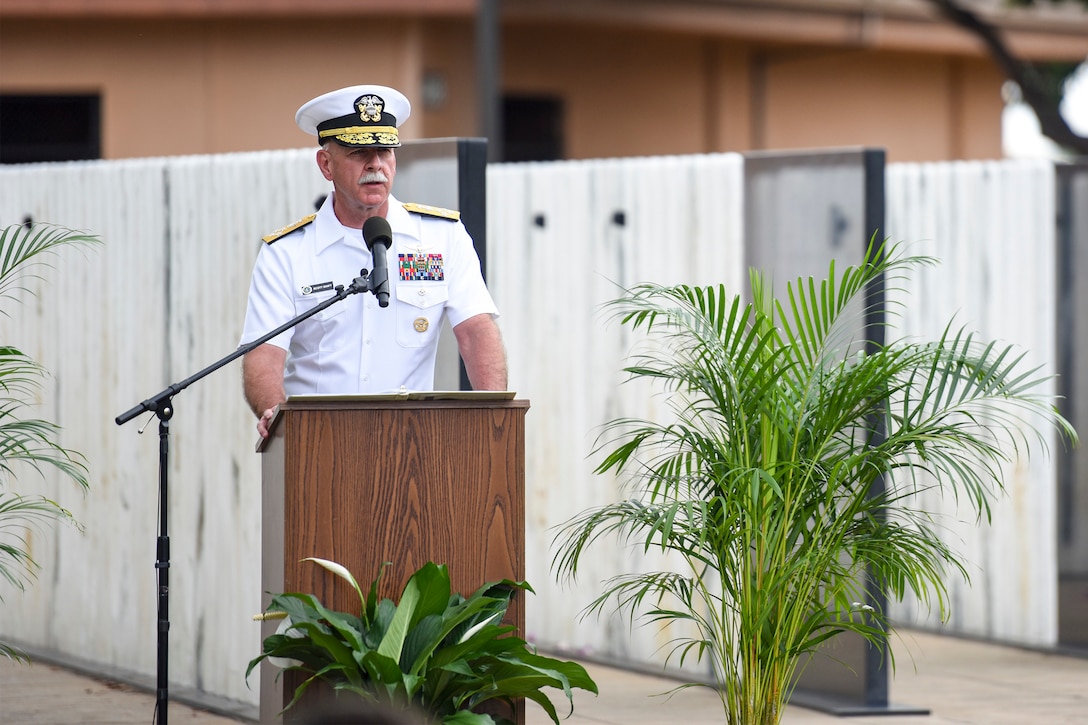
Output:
413,317,429,333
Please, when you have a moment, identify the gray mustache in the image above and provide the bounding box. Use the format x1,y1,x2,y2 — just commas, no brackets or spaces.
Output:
359,172,388,184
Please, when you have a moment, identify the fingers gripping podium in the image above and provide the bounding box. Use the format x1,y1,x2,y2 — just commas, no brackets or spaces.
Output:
257,393,528,723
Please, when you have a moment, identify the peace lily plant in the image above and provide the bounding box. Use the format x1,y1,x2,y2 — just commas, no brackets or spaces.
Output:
553,241,1076,725
0,223,98,662
250,558,597,724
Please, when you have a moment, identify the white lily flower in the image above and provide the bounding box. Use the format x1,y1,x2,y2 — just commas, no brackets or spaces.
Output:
303,556,361,591
267,615,304,669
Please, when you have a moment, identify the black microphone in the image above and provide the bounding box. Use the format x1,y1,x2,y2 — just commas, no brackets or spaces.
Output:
362,216,392,308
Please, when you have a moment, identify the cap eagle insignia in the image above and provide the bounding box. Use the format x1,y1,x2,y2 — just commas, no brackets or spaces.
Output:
356,95,384,123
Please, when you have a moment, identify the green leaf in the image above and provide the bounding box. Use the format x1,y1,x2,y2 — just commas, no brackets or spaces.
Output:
356,649,409,703
367,598,397,649
377,563,431,662
443,713,496,725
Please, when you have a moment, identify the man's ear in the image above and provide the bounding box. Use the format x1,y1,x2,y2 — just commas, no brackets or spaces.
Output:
316,146,335,181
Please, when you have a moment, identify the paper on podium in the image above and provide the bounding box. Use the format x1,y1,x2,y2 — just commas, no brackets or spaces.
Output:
286,389,516,402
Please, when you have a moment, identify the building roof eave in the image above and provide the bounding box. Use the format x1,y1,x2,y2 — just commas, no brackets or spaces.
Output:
502,0,1088,63
0,0,476,19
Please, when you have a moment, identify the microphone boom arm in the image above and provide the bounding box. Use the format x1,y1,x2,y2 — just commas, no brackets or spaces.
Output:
113,267,370,724
116,271,370,425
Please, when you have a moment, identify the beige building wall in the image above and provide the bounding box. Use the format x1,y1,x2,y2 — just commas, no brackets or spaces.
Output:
758,49,1004,161
418,18,479,142
500,22,1007,162
708,42,756,154
0,10,1075,164
502,23,713,159
1,17,427,158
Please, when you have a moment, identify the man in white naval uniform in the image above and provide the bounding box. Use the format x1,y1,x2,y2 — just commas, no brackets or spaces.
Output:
239,84,507,438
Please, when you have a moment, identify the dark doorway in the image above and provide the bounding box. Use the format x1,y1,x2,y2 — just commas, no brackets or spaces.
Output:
0,94,101,164
502,95,563,162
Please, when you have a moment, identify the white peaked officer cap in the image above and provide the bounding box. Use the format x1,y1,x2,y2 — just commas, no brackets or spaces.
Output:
295,84,411,148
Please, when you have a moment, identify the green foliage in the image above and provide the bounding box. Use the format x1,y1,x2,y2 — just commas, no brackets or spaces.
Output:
249,558,598,725
0,222,99,663
552,240,1076,725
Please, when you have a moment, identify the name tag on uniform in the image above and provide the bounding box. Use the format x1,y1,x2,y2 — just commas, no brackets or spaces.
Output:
301,281,334,295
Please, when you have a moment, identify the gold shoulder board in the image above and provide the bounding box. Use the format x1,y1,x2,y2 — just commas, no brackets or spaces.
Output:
402,202,460,222
262,213,317,244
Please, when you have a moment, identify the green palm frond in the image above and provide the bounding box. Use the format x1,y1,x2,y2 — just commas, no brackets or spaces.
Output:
0,493,80,594
0,222,99,662
553,239,1076,725
0,223,99,312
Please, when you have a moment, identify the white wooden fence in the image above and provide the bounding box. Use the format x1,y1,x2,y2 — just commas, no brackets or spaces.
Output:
0,150,329,710
885,160,1062,644
0,150,1071,713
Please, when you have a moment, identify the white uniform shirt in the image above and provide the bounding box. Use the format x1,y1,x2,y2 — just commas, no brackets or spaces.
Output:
239,194,498,395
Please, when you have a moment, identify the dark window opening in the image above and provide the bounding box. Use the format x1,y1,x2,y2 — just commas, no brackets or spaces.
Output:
0,94,101,164
502,95,563,162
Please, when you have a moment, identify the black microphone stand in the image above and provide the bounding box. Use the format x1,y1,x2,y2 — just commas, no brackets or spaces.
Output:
115,268,377,724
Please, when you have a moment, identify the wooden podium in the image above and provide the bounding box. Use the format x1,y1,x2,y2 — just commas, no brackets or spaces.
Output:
258,393,528,723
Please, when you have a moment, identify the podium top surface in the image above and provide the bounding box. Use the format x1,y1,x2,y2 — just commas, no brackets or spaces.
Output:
256,391,528,451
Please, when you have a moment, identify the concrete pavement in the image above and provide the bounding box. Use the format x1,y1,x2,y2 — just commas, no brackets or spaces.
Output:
2,629,1086,724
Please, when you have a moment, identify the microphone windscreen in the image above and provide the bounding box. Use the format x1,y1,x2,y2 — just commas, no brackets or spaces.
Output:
362,216,393,250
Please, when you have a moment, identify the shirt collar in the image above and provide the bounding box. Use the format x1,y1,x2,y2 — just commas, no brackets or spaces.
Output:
313,193,417,254
385,196,419,244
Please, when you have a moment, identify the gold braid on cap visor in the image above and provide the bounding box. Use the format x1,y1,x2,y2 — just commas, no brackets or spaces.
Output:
319,125,400,146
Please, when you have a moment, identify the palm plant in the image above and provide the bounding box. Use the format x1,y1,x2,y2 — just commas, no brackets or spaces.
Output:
553,240,1076,725
0,222,99,662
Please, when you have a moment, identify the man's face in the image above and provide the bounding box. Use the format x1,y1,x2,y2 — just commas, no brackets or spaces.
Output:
317,144,397,218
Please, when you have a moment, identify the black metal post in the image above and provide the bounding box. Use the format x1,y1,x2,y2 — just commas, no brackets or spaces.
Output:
476,0,502,162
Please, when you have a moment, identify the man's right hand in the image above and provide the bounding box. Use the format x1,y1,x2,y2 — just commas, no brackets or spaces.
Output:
257,404,280,439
